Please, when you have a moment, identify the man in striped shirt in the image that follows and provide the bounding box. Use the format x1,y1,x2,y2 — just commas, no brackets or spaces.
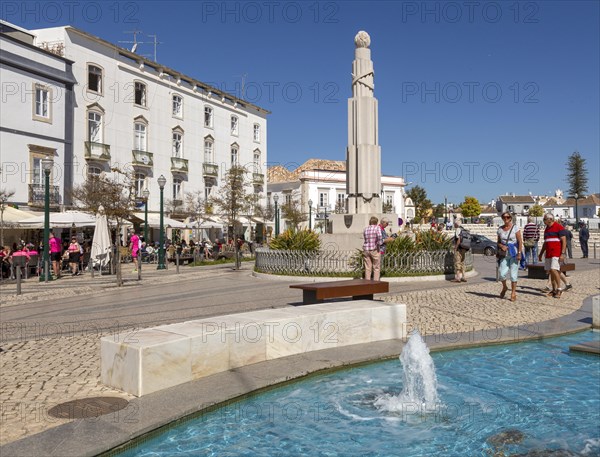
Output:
363,216,383,281
522,216,541,264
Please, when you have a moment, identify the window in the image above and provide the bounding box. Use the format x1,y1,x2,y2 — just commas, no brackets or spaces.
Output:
173,178,182,200
172,94,183,118
231,144,238,165
88,64,103,94
204,183,213,200
134,173,145,197
204,138,213,163
87,165,102,178
253,123,260,142
285,193,292,205
204,106,213,128
134,81,146,106
32,157,42,186
319,191,328,208
88,111,102,143
253,150,261,173
172,131,183,158
134,122,147,151
231,115,238,135
337,193,345,208
35,86,49,118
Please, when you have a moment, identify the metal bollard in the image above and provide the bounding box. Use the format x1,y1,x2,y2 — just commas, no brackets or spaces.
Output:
137,256,142,281
175,251,180,274
16,264,22,295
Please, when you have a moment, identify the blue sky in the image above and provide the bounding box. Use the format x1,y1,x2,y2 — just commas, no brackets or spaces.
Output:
4,0,599,205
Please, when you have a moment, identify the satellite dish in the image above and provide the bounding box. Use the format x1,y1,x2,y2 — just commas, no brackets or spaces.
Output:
131,43,138,53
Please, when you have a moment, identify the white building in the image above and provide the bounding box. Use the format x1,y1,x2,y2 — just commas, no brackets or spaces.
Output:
267,159,409,233
0,21,76,209
22,25,269,221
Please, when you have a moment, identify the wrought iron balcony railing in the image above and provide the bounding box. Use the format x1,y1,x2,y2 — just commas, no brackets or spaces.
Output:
84,141,111,162
28,184,60,207
132,150,154,167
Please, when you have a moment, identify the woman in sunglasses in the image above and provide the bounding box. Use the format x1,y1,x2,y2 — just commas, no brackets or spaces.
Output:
497,212,523,301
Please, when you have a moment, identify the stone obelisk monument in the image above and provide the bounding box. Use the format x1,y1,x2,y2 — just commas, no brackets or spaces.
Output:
346,30,382,215
327,31,396,249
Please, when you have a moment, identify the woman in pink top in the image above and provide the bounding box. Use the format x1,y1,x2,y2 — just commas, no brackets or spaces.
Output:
68,237,81,276
49,232,62,278
130,230,140,272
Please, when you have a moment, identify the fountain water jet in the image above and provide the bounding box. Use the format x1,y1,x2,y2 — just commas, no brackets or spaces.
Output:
374,331,440,414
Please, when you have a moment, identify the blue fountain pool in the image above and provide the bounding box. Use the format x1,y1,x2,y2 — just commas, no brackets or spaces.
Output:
118,331,600,457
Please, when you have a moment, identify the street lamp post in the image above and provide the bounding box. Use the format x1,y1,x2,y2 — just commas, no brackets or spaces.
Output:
444,195,448,226
40,156,53,282
273,194,279,236
157,175,167,270
574,193,579,224
142,188,150,243
308,199,313,230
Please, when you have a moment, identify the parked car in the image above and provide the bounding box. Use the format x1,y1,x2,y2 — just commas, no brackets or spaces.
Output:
470,234,497,256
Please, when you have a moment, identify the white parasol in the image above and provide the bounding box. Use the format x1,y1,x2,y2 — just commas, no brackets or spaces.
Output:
90,206,112,269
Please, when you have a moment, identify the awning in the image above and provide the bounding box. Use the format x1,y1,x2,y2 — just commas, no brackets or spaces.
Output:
0,207,40,227
133,213,189,229
16,210,96,228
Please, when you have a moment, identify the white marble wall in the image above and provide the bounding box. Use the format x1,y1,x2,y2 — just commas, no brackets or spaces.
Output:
101,301,407,396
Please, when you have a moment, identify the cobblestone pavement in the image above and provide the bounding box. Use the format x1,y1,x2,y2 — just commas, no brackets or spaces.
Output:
1,262,599,445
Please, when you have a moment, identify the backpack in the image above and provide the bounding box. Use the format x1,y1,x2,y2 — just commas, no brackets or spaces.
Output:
458,227,472,251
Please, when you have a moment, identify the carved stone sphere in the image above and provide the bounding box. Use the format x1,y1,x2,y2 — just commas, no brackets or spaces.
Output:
354,31,371,48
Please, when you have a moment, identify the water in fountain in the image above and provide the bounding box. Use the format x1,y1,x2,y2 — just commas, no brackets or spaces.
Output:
374,330,441,415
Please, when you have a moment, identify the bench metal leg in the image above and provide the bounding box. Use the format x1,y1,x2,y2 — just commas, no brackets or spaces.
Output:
302,290,319,305
353,294,374,301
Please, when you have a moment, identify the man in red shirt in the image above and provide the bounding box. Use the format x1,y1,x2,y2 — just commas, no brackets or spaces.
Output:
538,214,567,298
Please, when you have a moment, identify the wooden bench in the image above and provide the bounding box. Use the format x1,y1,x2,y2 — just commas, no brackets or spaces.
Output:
290,279,389,305
527,262,575,279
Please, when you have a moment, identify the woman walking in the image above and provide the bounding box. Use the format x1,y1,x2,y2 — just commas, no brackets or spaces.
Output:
68,237,82,276
497,212,523,302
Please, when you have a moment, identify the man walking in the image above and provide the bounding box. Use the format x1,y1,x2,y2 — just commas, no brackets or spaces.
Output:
363,216,383,281
538,214,568,298
579,221,589,258
522,216,540,264
452,219,467,283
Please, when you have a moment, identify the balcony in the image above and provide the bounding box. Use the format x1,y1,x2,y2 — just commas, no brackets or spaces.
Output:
203,162,218,177
170,157,189,173
84,141,111,162
132,150,153,168
252,172,264,184
28,184,60,207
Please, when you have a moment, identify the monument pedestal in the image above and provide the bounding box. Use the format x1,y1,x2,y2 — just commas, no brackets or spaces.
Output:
324,213,399,251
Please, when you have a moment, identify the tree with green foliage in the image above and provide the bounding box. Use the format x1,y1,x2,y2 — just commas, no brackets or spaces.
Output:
460,196,481,219
210,165,254,269
566,151,588,197
529,204,544,218
433,203,446,219
406,186,432,224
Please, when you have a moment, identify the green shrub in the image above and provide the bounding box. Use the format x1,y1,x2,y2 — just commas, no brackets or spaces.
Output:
269,229,321,251
385,235,417,255
414,230,453,251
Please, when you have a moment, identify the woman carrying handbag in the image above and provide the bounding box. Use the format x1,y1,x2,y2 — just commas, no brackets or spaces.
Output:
497,212,523,302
